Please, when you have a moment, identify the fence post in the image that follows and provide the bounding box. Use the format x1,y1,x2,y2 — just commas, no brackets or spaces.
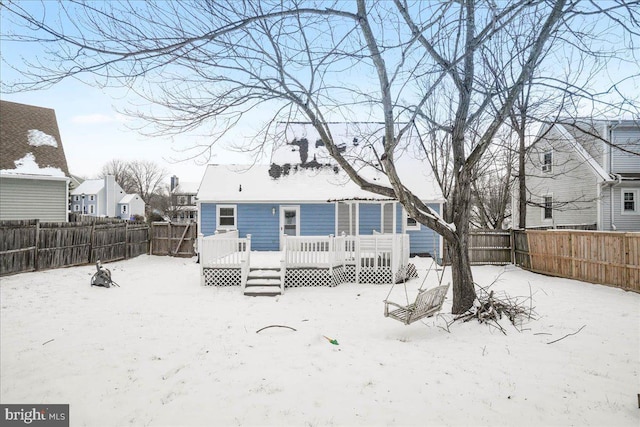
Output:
34,219,40,271
623,233,629,287
89,220,96,263
510,229,515,265
569,232,575,280
125,222,130,259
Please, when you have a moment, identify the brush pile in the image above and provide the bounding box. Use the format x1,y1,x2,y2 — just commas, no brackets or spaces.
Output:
455,284,536,334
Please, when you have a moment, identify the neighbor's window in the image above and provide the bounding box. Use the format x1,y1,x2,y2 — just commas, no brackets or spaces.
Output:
73,204,80,212
89,204,95,214
89,195,95,201
122,205,127,214
73,195,79,202
217,205,237,229
542,151,552,173
622,190,638,214
543,196,553,220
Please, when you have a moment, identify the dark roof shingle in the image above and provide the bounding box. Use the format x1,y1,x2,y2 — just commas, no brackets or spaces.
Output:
0,100,70,176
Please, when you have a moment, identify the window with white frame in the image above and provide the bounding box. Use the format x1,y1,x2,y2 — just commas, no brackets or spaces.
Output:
89,195,95,201
543,195,553,220
73,204,80,212
73,195,79,201
542,151,552,173
217,205,237,229
89,204,95,214
405,212,420,230
622,189,638,214
122,205,127,214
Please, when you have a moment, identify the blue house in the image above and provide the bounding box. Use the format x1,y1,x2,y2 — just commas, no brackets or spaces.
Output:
196,123,445,294
196,164,443,259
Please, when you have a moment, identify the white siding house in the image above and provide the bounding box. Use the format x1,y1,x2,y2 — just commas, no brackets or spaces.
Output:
516,119,640,231
70,176,145,220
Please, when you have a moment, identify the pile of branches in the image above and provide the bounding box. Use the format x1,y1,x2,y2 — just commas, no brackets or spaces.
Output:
454,283,537,334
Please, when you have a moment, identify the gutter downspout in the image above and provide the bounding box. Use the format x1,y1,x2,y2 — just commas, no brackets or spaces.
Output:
609,173,623,231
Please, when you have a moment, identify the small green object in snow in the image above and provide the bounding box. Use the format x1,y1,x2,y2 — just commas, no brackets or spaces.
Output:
323,335,339,345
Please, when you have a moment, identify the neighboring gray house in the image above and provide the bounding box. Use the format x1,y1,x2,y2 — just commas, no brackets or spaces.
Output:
70,176,145,220
168,175,199,223
516,119,640,231
0,100,71,222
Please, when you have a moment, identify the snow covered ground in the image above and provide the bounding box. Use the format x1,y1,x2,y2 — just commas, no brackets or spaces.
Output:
1,255,638,427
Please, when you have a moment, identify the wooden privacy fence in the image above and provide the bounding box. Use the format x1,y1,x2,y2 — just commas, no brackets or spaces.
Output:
526,230,639,292
0,219,150,276
454,229,638,292
150,222,198,257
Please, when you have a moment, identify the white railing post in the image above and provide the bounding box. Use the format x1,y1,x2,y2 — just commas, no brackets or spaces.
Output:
355,236,360,285
328,234,334,279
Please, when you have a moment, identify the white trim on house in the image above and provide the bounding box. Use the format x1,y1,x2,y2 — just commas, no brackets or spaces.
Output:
279,205,301,250
404,210,421,231
555,123,611,182
216,204,237,230
621,188,639,215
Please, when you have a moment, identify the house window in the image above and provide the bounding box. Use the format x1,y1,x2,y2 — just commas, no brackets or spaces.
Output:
89,195,95,201
89,204,95,214
405,212,420,230
542,151,552,173
73,195,79,202
217,205,237,229
622,190,638,214
73,204,80,212
543,195,553,220
122,205,127,214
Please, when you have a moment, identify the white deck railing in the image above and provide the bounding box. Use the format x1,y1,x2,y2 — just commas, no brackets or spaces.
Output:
200,232,251,287
283,233,409,284
200,232,410,286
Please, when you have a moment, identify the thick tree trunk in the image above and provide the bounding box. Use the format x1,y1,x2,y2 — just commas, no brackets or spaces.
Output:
448,236,476,314
445,169,478,314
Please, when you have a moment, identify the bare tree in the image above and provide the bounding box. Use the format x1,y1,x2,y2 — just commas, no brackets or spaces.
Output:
2,1,638,313
126,160,168,209
98,159,136,194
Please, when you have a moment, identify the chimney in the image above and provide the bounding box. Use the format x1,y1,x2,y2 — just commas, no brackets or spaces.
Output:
105,175,116,217
170,175,179,192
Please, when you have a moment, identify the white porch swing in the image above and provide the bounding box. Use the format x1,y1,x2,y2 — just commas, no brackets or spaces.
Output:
383,255,449,325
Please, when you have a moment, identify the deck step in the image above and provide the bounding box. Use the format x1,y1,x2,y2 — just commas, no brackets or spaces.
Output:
244,285,282,296
244,266,283,296
246,278,281,286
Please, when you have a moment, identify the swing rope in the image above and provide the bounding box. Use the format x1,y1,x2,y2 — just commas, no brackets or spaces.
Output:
384,240,446,304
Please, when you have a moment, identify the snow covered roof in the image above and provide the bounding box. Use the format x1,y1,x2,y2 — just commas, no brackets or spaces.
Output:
71,179,106,195
119,194,141,204
0,100,70,177
172,181,200,195
197,163,443,203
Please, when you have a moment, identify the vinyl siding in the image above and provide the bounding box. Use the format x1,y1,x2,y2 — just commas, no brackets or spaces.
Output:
601,184,640,231
525,126,599,228
406,203,442,259
0,177,68,222
359,203,381,235
200,203,218,236
200,202,334,251
610,127,640,174
300,203,335,236
238,204,279,250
